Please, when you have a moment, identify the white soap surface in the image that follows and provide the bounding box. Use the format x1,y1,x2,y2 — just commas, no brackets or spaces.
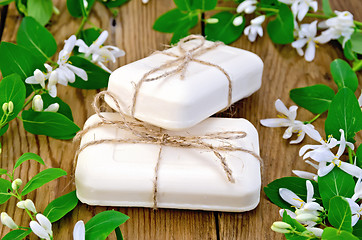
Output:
106,39,263,130
75,113,261,212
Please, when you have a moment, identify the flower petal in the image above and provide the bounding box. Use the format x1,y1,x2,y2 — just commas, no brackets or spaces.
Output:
44,103,59,112
279,188,304,208
36,214,52,235
73,220,85,240
30,221,50,240
305,42,316,62
306,180,314,203
260,118,290,127
292,170,317,180
318,163,335,177
66,64,88,81
339,161,362,178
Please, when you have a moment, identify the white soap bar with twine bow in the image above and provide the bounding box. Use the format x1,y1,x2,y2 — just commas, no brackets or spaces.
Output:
74,92,261,212
106,35,263,130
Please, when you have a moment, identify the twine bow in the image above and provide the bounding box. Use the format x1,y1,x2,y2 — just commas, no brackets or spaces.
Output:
74,91,261,209
131,35,233,116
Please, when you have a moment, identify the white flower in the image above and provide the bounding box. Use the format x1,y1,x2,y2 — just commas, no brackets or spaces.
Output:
57,35,88,85
236,0,257,14
32,95,59,113
1,212,18,230
346,198,362,226
233,16,243,27
7,101,13,113
291,21,328,62
279,180,323,226
206,18,219,24
306,227,323,237
73,220,85,240
358,92,362,107
30,214,53,240
25,69,46,89
244,15,265,42
318,11,355,47
142,0,149,4
47,71,59,98
279,0,318,21
352,176,362,202
308,129,360,177
260,99,312,144
17,199,37,214
271,221,292,233
75,31,125,73
299,127,339,159
292,170,318,181
11,178,22,191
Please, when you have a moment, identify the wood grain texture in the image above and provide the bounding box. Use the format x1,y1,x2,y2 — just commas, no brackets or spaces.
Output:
0,0,361,239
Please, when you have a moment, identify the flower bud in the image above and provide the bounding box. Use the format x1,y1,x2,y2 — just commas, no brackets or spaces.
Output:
205,18,219,24
16,201,26,209
12,178,22,191
2,102,8,113
271,225,290,234
7,101,14,113
306,227,323,237
32,95,43,112
44,103,59,113
48,71,58,86
295,213,319,222
272,221,291,229
1,212,18,230
24,199,37,214
233,16,243,26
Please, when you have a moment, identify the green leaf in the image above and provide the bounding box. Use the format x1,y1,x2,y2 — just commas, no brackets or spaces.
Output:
174,0,217,11
330,59,358,92
322,0,333,16
79,28,102,46
322,227,359,240
205,12,245,44
2,229,32,240
27,0,53,26
353,219,362,239
267,4,294,44
328,196,352,232
153,8,198,33
0,169,7,175
290,84,335,114
0,0,14,6
325,88,362,142
85,210,129,240
101,0,128,8
41,94,74,121
0,178,12,204
318,168,354,210
22,110,80,140
0,42,45,96
356,145,362,169
21,168,67,196
67,0,95,17
14,153,44,171
343,40,357,61
0,74,26,122
68,56,110,89
282,211,308,240
0,124,9,137
264,177,321,211
43,190,78,222
350,32,362,54
171,29,190,45
17,17,57,61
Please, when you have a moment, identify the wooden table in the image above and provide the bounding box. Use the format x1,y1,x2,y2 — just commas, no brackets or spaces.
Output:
0,0,361,239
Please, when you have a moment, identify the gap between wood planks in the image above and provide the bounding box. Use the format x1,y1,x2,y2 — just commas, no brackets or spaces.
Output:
0,5,8,41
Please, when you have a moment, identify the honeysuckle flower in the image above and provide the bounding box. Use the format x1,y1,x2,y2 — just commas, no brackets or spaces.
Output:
73,220,85,240
1,212,18,230
260,99,313,144
32,95,60,113
292,170,318,181
2,103,8,113
318,11,355,47
278,0,318,21
244,15,265,42
205,18,219,24
358,92,362,107
236,0,257,14
75,31,125,73
47,71,59,98
30,214,53,240
306,227,323,237
271,221,292,233
299,127,339,159
352,176,362,202
279,180,323,226
25,69,46,89
291,21,328,62
57,35,88,85
17,199,37,214
7,101,13,113
233,16,243,27
11,178,22,191
308,129,360,177
142,0,149,4
346,198,362,226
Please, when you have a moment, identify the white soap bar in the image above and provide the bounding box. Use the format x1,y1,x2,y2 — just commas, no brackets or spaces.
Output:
106,39,263,130
75,113,261,212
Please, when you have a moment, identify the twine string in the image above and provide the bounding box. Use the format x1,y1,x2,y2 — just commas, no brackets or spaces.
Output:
131,35,233,116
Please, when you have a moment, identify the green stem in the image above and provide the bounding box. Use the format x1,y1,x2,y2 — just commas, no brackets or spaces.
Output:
258,7,278,13
354,21,362,27
115,226,124,240
214,6,235,11
76,17,88,36
348,147,355,165
353,60,362,72
304,114,321,124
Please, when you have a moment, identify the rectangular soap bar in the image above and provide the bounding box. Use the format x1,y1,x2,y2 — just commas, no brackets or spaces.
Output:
75,113,261,212
106,39,263,130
